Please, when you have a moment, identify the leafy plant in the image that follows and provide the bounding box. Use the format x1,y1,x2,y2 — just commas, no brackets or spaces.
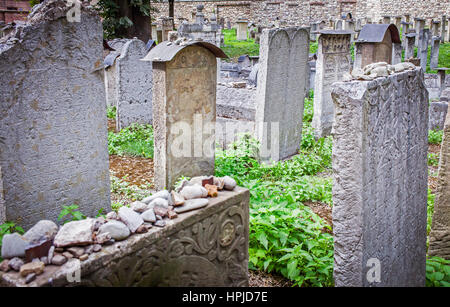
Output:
0,222,25,261
57,204,86,224
107,106,117,119
110,174,151,201
429,129,443,144
108,123,154,158
428,152,440,166
426,256,450,287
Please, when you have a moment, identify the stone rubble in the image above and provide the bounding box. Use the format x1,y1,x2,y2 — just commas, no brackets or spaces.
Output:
0,175,237,284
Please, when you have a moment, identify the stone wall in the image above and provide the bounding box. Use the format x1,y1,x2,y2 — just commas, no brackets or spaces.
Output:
332,68,428,286
428,109,450,260
152,0,450,28
0,0,111,229
0,187,250,287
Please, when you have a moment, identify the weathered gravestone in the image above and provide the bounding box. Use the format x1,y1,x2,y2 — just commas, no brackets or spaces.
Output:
415,17,425,47
430,35,440,70
311,30,352,138
115,38,153,131
0,0,111,229
354,24,401,69
255,27,309,162
428,109,450,260
143,41,227,190
429,102,448,130
405,32,416,59
236,20,248,41
0,187,250,287
332,67,428,287
418,29,430,71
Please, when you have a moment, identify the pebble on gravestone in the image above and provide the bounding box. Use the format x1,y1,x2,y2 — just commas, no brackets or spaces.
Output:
118,206,144,233
53,219,95,247
23,220,58,244
98,220,131,241
25,239,53,263
141,208,157,223
174,198,209,214
51,254,67,266
1,233,29,259
141,190,170,204
19,261,45,277
8,257,24,271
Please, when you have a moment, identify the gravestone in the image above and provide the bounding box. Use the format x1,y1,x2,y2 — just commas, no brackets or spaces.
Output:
151,23,157,40
405,32,416,59
0,0,111,229
441,15,446,43
354,24,401,69
430,33,440,70
255,27,309,162
382,16,391,24
428,109,450,260
429,102,448,130
312,30,352,138
415,17,425,47
401,21,410,49
236,20,248,41
418,29,430,71
115,38,153,131
142,41,227,190
0,166,4,224
332,67,428,287
1,187,250,287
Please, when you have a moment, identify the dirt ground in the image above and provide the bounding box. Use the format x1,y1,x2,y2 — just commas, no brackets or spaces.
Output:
109,155,154,188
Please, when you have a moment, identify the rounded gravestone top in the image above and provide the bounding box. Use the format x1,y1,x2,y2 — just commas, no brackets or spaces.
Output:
197,4,204,12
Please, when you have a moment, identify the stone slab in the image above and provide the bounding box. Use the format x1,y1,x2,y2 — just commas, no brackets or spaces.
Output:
115,38,153,130
0,0,111,230
428,109,450,260
255,27,309,162
0,187,250,287
331,68,428,287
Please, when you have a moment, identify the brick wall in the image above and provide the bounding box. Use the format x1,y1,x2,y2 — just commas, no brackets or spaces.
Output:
0,0,31,23
152,0,450,28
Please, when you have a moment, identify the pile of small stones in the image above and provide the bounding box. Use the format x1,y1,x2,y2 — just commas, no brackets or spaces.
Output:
343,61,417,81
0,175,237,284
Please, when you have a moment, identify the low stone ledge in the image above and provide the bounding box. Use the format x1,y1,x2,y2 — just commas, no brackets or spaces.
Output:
0,187,250,287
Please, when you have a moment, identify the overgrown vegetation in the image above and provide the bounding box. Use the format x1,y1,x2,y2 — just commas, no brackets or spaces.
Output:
426,256,450,287
108,123,154,158
221,29,260,62
429,129,444,144
215,91,334,287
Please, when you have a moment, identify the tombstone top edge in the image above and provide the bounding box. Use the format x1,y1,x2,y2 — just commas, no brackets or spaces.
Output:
142,40,228,62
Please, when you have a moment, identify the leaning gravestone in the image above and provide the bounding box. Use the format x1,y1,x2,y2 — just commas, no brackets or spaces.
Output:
255,27,309,162
428,109,450,260
332,67,428,286
115,38,153,131
0,0,111,229
142,41,227,190
312,30,352,138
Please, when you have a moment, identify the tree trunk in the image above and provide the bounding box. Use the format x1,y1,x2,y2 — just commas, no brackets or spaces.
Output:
116,0,151,42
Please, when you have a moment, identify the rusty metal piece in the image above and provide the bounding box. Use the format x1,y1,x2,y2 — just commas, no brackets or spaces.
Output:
25,239,53,263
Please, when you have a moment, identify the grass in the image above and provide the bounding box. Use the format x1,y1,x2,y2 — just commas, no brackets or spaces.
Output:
221,28,260,61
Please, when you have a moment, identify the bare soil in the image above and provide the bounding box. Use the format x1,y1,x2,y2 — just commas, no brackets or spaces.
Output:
109,154,154,188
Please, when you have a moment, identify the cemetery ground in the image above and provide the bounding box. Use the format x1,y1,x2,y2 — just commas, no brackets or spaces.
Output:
103,91,449,287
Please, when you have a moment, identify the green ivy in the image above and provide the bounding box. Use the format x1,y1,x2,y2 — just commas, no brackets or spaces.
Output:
426,257,450,287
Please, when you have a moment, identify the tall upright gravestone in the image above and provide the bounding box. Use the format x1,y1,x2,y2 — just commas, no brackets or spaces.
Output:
115,38,153,131
0,0,111,229
143,41,227,190
332,68,428,287
428,109,450,260
255,27,309,162
312,30,352,138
